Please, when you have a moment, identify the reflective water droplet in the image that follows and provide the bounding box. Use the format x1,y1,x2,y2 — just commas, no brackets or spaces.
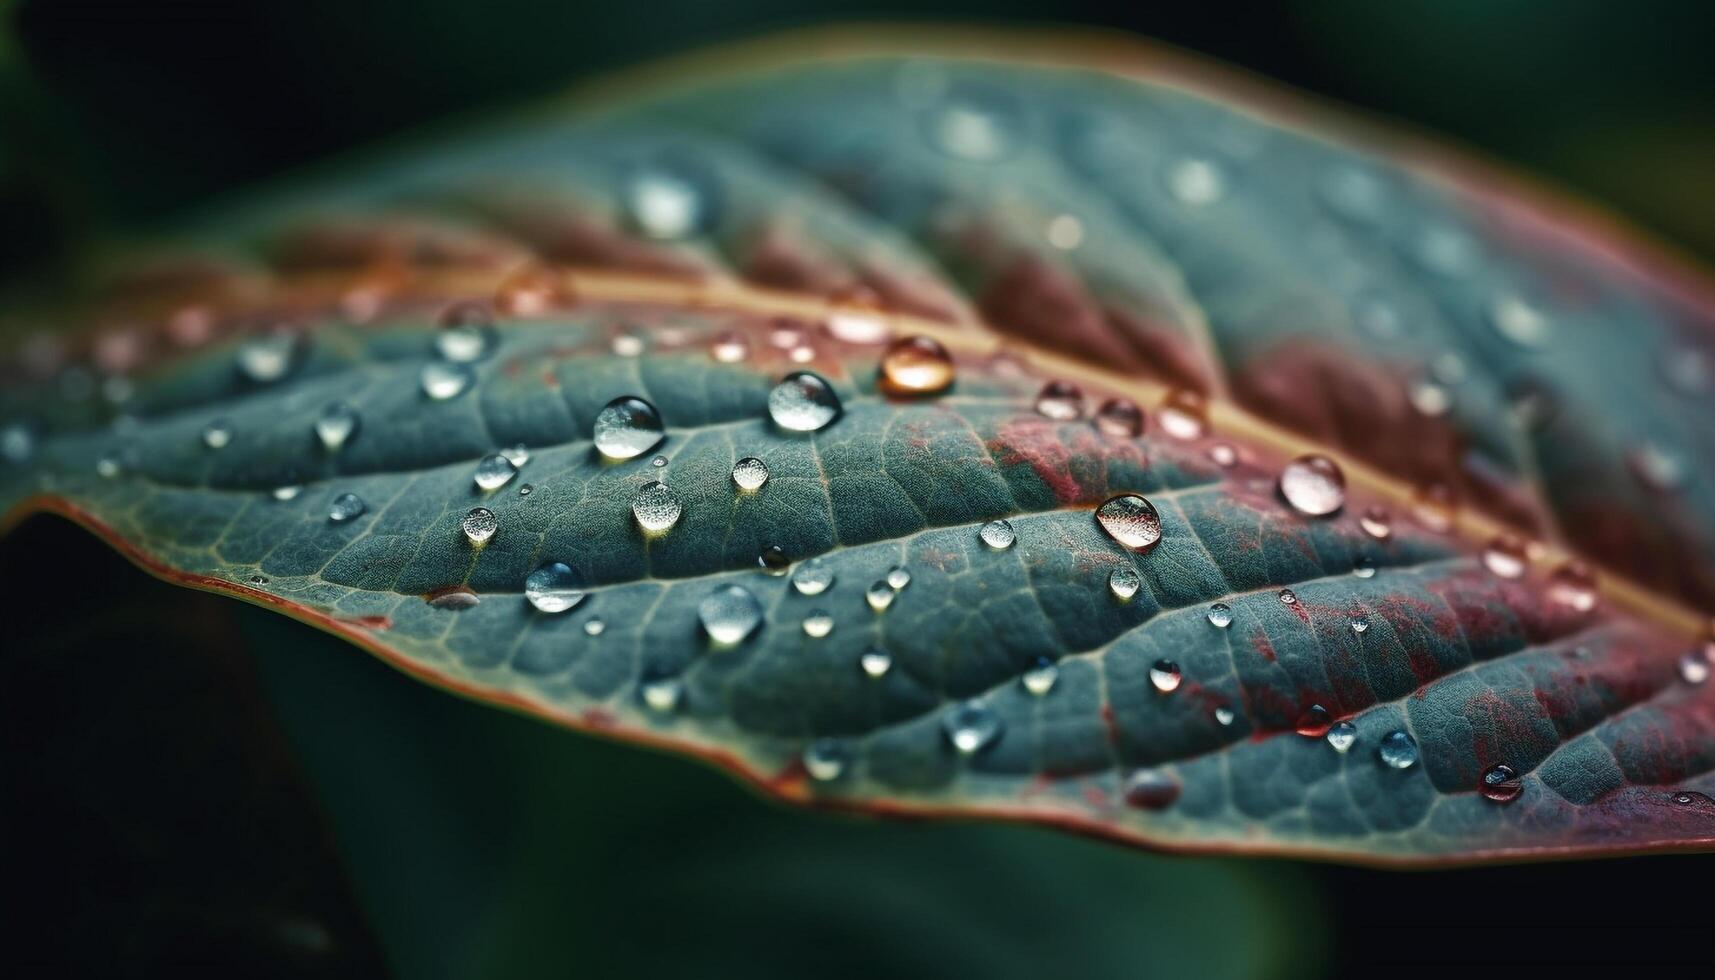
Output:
426,586,480,610
1278,455,1346,517
860,647,893,678
731,456,769,491
518,483,533,497
1480,764,1523,803
1378,730,1419,769
788,345,816,364
592,396,665,460
1158,390,1209,440
1359,506,1392,540
201,419,232,451
1046,213,1084,250
1350,617,1369,635
1546,562,1598,613
96,454,123,479
650,454,667,468
769,320,808,349
502,444,530,467
710,331,751,363
1206,602,1233,629
248,574,268,585
1095,494,1162,552
1214,706,1236,727
926,93,1019,162
271,484,303,501
1093,398,1144,438
640,672,682,713
979,519,1016,550
421,361,474,400
792,559,834,596
699,584,763,644
1108,567,1141,600
803,738,849,781
1408,378,1452,417
757,545,791,576
1295,704,1331,738
1326,720,1358,752
1627,442,1686,493
1122,768,1181,809
768,371,841,432
631,480,682,532
1208,443,1237,468
625,164,710,240
887,566,912,590
824,289,892,345
1022,657,1059,696
583,617,605,636
879,335,954,395
1352,557,1377,579
1164,157,1225,206
460,507,498,545
474,453,519,491
1411,482,1457,533
0,420,35,464
1679,652,1710,685
236,330,299,383
523,562,584,613
1490,296,1550,348
328,492,366,523
1149,659,1182,693
942,700,1003,754
802,611,834,638
611,331,647,358
1671,791,1715,807
436,303,496,362
863,578,897,612
1278,588,1299,606
315,401,360,453
1483,535,1528,578
1030,379,1086,422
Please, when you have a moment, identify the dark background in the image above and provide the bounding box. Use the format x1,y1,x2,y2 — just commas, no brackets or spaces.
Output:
4,1,1715,977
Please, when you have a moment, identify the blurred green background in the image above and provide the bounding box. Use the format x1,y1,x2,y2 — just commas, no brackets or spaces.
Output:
4,2,1715,978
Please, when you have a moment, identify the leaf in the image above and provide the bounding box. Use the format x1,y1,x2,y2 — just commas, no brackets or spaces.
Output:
3,27,1713,865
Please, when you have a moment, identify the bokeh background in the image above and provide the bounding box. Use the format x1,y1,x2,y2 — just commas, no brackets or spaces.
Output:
3,2,1714,977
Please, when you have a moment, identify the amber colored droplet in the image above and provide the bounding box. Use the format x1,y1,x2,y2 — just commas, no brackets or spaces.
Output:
1093,398,1145,438
1411,481,1457,533
1157,389,1209,440
1479,764,1523,803
879,335,954,395
1482,534,1529,579
1545,561,1598,613
496,266,563,315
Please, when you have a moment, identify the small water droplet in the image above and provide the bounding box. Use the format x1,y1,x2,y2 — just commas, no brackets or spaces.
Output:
926,93,1018,162
315,401,360,452
1295,704,1331,738
523,562,585,613
592,396,665,460
1046,213,1085,250
1546,562,1598,613
426,586,480,610
1108,567,1141,600
328,492,366,523
757,545,791,576
625,164,710,240
803,738,849,781
1278,455,1346,517
1352,557,1377,579
1158,390,1209,440
768,371,841,432
1214,706,1236,726
1490,296,1550,348
650,454,668,468
1095,494,1162,552
1122,768,1182,809
460,507,498,545
1206,603,1233,629
942,700,1003,754
879,335,954,395
271,484,303,501
1090,398,1145,438
719,459,767,498
1149,659,1182,693
631,480,682,532
201,419,232,450
1278,588,1299,606
248,574,268,585
710,331,751,363
518,483,533,497
611,331,647,358
802,611,834,637
1164,157,1225,206
860,647,893,678
1325,720,1358,752
1359,506,1392,540
1671,790,1715,807
700,584,763,644
236,330,300,383
1679,652,1710,685
1208,443,1237,468
1021,657,1059,696
1411,482,1457,533
474,453,519,491
436,303,496,362
502,444,530,467
1378,730,1419,769
421,361,474,400
792,559,834,596
865,580,895,612
979,519,1016,550
640,672,682,713
1480,764,1523,802
1482,535,1528,578
1033,380,1084,421
1409,378,1452,417
886,565,911,590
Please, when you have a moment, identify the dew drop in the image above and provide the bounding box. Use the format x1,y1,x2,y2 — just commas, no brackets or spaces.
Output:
1546,562,1598,613
926,94,1018,162
1122,768,1182,809
625,164,709,240
768,371,841,432
0,420,35,464
1095,494,1163,552
502,444,530,467
1411,482,1457,533
1352,617,1372,636
1090,397,1145,438
1149,659,1182,693
1108,567,1141,600
583,617,605,636
757,545,791,576
1480,764,1523,803
589,396,664,461
421,361,474,400
1278,454,1346,517
435,304,496,362
518,483,533,497
328,492,366,523
1214,706,1236,727
1483,535,1528,578
1378,730,1419,769
1671,791,1715,808
1033,380,1085,421
426,587,480,610
803,738,849,782
1278,588,1299,606
879,335,954,395
611,331,647,358
730,457,769,491
1359,506,1392,540
1208,443,1237,468
710,331,750,363
860,647,893,678
236,330,300,383
1295,704,1331,738
769,320,808,349
1022,657,1059,696
1408,378,1451,418
1158,390,1209,440
942,700,1003,754
1490,296,1550,348
473,453,519,491
271,484,303,501
649,454,667,469
630,481,682,532
315,401,360,453
802,611,834,638
202,419,232,450
1206,602,1233,629
823,293,892,346
458,507,498,545
640,672,682,713
523,562,585,613
865,581,895,612
886,566,912,590
792,559,834,596
1352,557,1377,579
96,454,123,479
1164,157,1225,206
1679,652,1710,685
699,584,763,644
979,519,1016,550
1325,720,1358,753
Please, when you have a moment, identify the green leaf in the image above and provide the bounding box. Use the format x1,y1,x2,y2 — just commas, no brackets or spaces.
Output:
3,28,1713,865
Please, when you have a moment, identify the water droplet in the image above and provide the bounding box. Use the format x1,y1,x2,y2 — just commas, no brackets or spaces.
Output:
803,738,849,781
1206,603,1233,629
1431,353,1468,386
650,454,668,468
1671,791,1715,807
521,562,584,613
96,454,123,479
757,545,791,576
315,401,360,452
625,164,710,240
436,303,496,362
591,396,665,460
860,647,893,678
1409,378,1452,417
700,584,763,644
1325,720,1358,752
1295,704,1331,738
236,330,299,383
1045,213,1084,250
1490,296,1550,348
1164,157,1225,206
518,483,533,497
1021,657,1058,696
421,361,474,400
1349,616,1371,636
1278,454,1346,517
1149,659,1182,693
271,484,302,501
1214,706,1236,727
630,481,682,532
768,372,841,432
865,580,895,612
611,331,647,357
1095,494,1162,552
879,335,954,395
426,586,480,610
1679,652,1710,685
474,453,519,491
1122,768,1182,809
201,419,232,450
1627,442,1686,493
1158,390,1209,440
1352,557,1377,579
640,672,682,713
1093,398,1144,437
789,343,816,362
1034,380,1085,420
1411,482,1457,533
248,575,268,585
1278,589,1299,606
710,331,750,363
328,493,366,523
731,456,769,491
887,566,912,590
792,559,834,596
1482,535,1528,578
1480,764,1523,802
1108,567,1141,600
1359,506,1392,540
1208,443,1237,468
926,93,1018,161
942,700,1003,754
459,507,498,545
802,611,834,637
583,617,605,636
502,444,530,467
1378,730,1419,769
1546,562,1598,613
979,519,1016,550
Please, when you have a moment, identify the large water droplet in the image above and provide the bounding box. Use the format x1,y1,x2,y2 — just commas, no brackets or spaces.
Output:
802,611,834,638
731,456,769,491
315,401,360,453
803,738,849,782
1149,659,1182,693
1108,567,1141,600
474,453,519,491
1295,704,1331,738
1034,380,1084,420
1093,398,1144,438
1278,588,1299,606
1378,731,1419,769
768,372,841,432
1325,720,1358,753
886,565,912,590
979,519,1016,550
1482,535,1528,578
1122,768,1182,809
699,584,763,644
524,562,585,613
421,361,474,400
96,454,123,479
1352,556,1377,579
865,580,895,612
201,419,232,451
1164,157,1225,206
1158,390,1208,440
792,559,834,596
1278,454,1346,517
879,335,954,395
1095,494,1162,552
328,492,366,523
1206,602,1233,629
236,330,299,383
458,507,498,545
1359,506,1392,540
1021,657,1058,696
1546,562,1598,613
593,396,665,460
860,647,892,678
1480,764,1523,802
942,700,1003,754
436,302,496,362
631,481,682,532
